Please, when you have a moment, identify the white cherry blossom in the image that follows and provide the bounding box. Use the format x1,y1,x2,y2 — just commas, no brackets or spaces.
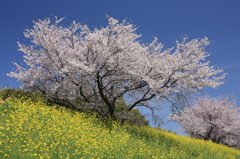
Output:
8,16,226,123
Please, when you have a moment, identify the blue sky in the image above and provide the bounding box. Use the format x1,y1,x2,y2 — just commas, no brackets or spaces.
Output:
0,0,239,135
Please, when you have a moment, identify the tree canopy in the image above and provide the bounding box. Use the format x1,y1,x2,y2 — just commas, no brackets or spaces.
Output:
8,16,226,123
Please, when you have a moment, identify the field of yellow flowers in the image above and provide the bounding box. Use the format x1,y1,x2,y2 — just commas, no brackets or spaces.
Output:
0,97,240,159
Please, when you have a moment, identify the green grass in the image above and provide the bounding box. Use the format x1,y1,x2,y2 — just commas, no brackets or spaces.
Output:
0,97,240,159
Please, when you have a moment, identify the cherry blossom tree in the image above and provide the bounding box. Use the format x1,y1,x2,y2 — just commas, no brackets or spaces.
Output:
8,16,226,124
170,95,240,149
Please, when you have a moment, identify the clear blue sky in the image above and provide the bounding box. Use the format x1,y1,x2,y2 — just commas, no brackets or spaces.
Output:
1,0,239,135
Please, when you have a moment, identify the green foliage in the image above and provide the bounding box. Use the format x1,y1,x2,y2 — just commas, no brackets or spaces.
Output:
113,98,149,126
126,108,150,127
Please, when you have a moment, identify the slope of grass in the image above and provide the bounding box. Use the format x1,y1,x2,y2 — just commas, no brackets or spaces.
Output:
0,97,239,159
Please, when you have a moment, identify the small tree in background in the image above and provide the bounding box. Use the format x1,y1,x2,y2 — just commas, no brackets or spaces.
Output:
8,16,226,124
170,95,240,149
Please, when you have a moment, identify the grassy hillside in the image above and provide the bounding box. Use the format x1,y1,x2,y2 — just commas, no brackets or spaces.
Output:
0,97,240,159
